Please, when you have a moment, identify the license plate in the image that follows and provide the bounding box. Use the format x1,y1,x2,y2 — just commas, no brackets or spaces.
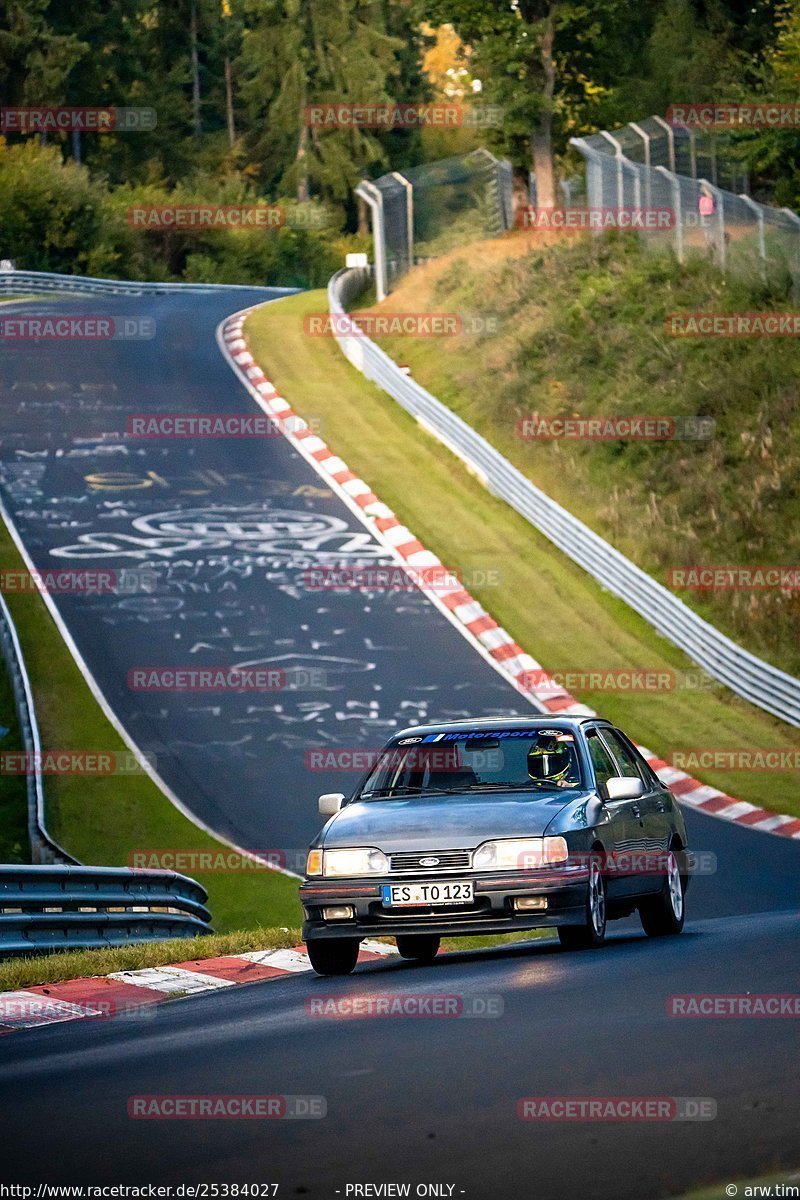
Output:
381,881,474,907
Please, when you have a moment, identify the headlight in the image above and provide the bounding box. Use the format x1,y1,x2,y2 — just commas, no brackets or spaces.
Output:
306,849,323,876
473,837,568,871
322,847,389,877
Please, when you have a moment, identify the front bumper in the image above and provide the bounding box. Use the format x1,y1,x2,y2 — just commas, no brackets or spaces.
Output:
300,865,590,941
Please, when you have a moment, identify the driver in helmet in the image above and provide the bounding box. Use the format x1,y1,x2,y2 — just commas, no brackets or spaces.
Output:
527,733,580,788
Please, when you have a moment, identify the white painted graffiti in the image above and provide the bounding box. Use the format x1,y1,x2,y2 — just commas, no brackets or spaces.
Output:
49,505,386,563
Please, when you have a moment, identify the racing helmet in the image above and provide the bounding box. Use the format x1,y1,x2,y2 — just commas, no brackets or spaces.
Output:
527,733,575,784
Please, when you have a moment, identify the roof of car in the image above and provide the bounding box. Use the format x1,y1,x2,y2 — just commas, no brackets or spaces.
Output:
391,715,611,740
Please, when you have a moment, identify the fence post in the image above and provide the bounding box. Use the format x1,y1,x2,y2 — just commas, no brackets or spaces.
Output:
652,115,676,173
655,166,684,263
700,179,726,271
629,122,652,209
599,130,624,210
779,207,800,292
355,181,388,301
739,194,767,281
390,171,414,272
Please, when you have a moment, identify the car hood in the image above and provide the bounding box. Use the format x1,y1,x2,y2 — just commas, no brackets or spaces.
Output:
321,790,590,851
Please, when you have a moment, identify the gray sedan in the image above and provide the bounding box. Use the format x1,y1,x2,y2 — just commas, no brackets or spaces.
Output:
300,716,689,975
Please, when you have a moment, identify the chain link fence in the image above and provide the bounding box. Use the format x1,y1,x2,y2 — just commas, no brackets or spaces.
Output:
567,117,800,290
357,148,514,299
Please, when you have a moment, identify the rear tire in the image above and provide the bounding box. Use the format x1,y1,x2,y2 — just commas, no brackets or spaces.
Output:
558,857,607,950
305,938,360,976
395,934,440,963
639,848,685,937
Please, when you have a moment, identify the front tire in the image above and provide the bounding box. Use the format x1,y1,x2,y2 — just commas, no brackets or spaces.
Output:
305,938,360,976
395,934,440,963
639,848,685,937
558,857,607,950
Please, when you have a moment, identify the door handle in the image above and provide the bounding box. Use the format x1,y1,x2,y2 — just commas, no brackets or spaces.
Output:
656,800,669,813
631,804,642,821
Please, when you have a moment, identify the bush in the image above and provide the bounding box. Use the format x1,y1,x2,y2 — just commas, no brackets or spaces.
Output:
0,140,104,273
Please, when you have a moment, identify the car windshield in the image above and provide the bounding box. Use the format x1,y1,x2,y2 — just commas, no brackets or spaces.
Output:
358,729,584,799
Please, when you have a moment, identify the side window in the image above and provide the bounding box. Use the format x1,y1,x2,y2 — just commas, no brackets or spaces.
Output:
606,729,661,788
602,730,647,781
586,730,618,789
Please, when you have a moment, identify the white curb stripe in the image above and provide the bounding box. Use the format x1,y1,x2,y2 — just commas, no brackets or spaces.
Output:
0,992,107,1028
108,967,236,993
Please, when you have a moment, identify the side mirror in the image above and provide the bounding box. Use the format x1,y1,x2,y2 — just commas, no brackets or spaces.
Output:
605,776,645,802
319,792,345,816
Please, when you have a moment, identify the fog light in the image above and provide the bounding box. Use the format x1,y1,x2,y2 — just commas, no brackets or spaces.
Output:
514,896,548,912
322,905,355,920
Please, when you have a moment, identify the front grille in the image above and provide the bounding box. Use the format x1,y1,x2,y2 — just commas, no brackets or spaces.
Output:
389,849,472,873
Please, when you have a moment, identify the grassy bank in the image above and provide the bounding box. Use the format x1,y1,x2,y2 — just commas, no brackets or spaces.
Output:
368,232,800,678
246,291,800,817
0,517,301,931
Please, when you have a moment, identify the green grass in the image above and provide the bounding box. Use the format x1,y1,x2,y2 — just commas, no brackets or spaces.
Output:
245,291,800,817
0,926,302,992
371,232,800,678
0,517,301,931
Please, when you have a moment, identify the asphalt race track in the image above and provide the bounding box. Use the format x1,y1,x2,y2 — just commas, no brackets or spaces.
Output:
0,908,798,1198
0,289,536,857
0,289,798,1198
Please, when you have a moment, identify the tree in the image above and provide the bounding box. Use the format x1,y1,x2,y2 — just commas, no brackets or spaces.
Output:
416,0,645,208
237,0,415,203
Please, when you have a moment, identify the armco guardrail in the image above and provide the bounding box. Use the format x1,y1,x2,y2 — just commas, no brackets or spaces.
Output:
0,269,296,297
328,267,800,728
0,866,212,958
0,590,77,865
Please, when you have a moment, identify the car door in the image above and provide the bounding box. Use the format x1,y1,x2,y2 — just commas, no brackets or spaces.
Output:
602,727,668,895
585,728,643,900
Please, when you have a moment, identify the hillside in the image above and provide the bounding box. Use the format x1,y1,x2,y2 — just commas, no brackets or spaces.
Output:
365,232,800,678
